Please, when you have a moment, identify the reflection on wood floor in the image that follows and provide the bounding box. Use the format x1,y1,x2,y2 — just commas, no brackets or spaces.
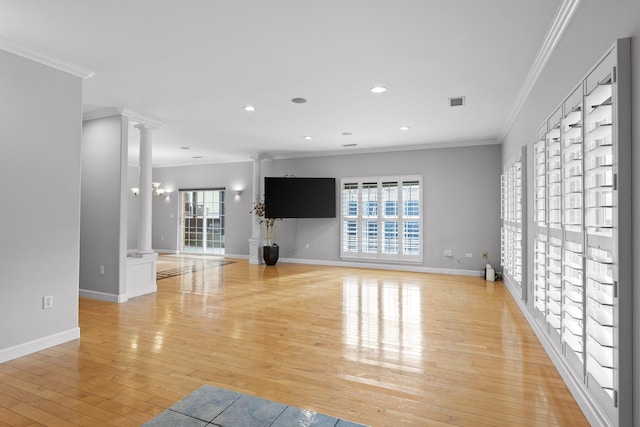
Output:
155,254,234,280
0,256,588,426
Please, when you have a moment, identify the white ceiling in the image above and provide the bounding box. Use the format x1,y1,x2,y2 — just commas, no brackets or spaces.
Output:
0,0,561,166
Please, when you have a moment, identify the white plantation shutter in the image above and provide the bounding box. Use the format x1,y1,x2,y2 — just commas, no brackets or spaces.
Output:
340,176,422,263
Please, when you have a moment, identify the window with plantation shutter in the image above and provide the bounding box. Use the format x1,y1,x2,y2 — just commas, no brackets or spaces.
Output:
341,176,422,263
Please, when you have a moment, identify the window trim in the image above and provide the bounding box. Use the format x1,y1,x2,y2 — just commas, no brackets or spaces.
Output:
340,175,423,263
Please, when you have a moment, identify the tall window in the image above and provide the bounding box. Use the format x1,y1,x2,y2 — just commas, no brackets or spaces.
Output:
341,176,422,262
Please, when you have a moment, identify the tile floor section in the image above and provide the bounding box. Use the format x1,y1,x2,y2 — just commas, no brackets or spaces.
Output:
143,385,368,427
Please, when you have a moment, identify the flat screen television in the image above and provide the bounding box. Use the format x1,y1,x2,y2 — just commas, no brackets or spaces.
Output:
264,177,336,218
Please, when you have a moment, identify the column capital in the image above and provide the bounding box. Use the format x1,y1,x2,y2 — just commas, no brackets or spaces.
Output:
124,108,164,130
250,152,271,161
134,123,156,135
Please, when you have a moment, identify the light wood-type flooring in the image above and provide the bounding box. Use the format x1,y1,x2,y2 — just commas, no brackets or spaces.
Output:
0,256,588,426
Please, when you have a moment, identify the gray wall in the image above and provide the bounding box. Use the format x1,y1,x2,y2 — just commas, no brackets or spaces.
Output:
152,144,502,273
80,115,128,297
152,161,253,256
0,50,82,355
264,145,501,271
501,1,640,425
127,164,139,250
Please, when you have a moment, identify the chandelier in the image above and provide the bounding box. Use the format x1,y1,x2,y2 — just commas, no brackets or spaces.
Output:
131,182,167,197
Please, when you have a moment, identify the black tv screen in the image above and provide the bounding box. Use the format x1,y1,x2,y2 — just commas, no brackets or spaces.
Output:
265,177,336,218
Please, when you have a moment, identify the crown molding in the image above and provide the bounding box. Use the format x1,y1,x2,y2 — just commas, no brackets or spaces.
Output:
122,108,164,130
152,158,253,168
151,138,499,168
0,35,95,79
268,138,500,161
499,0,582,142
82,107,122,122
82,107,163,129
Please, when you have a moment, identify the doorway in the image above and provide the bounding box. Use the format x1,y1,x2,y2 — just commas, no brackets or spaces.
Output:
180,189,225,255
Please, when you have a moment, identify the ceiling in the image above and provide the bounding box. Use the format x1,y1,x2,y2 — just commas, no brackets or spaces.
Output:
0,0,561,166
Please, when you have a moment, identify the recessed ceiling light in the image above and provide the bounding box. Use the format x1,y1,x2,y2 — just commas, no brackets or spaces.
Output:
180,146,191,150
243,105,256,112
291,97,308,104
400,126,410,131
342,143,357,147
370,86,387,94
304,136,313,140
341,132,353,136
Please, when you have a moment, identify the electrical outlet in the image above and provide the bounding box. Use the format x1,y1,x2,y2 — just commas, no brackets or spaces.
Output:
482,251,488,259
43,295,54,309
99,265,105,275
444,250,453,257
305,243,310,249
465,253,473,258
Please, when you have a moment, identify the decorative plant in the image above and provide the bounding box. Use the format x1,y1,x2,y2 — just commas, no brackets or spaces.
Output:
251,200,281,246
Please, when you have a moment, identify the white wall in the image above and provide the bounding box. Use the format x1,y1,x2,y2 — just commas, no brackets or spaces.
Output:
501,1,640,425
152,144,502,273
80,115,128,299
0,50,83,361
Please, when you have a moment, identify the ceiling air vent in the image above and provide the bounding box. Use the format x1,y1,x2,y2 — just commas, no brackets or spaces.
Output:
449,96,465,107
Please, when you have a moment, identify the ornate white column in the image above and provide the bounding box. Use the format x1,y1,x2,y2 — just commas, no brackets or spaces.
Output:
135,124,155,254
248,153,264,264
126,113,162,300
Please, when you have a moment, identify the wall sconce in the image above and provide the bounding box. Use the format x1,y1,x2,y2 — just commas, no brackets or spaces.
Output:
131,182,169,197
232,189,243,197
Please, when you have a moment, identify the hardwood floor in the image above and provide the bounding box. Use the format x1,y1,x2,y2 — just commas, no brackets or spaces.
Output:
0,257,588,426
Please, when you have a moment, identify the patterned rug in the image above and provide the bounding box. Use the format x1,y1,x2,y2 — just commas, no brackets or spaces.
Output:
156,256,235,280
143,385,368,427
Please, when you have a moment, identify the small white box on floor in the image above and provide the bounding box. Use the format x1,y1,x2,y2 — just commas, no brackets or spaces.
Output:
485,264,496,281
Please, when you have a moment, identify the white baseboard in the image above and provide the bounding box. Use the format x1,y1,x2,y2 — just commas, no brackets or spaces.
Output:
502,282,610,427
127,284,157,299
154,250,246,259
79,288,127,303
224,253,249,260
0,327,80,363
80,285,157,302
155,249,178,254
277,257,483,277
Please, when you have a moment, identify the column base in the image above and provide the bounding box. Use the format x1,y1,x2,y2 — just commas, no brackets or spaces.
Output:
249,237,264,265
126,252,158,299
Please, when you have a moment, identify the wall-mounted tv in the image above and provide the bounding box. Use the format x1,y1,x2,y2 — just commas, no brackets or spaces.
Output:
264,177,336,218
